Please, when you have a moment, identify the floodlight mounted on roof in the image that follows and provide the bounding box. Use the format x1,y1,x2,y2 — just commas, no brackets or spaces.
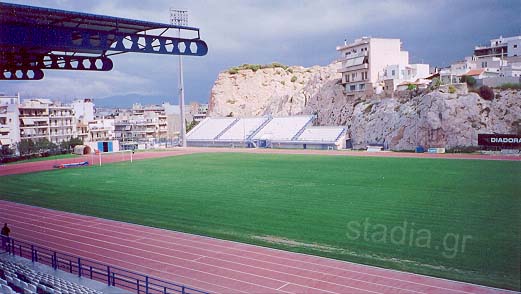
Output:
0,2,208,80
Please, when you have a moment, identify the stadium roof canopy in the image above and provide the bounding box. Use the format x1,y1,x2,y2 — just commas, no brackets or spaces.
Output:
0,2,208,80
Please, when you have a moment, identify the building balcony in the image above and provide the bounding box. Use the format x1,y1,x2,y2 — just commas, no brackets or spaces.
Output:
49,115,74,118
21,134,48,139
338,51,367,61
19,115,48,119
50,124,72,128
338,63,368,73
20,125,49,129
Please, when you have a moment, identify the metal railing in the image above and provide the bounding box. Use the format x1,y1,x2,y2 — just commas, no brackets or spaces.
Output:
2,237,209,294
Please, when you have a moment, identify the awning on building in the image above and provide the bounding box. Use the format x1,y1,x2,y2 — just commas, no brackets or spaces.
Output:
22,118,35,125
343,56,365,67
0,139,12,145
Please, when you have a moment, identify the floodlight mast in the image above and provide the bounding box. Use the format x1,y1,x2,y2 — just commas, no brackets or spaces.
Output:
170,9,188,147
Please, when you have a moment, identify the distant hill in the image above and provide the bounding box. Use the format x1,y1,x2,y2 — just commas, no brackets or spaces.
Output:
94,94,176,108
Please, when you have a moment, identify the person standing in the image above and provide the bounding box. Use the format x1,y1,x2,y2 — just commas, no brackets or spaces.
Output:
1,223,10,251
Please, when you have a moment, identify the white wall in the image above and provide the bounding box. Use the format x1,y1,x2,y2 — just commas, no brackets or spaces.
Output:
72,99,94,123
369,38,407,83
508,39,521,57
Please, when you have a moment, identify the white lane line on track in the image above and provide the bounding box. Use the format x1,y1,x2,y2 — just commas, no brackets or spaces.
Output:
1,201,517,294
6,233,261,294
0,204,507,294
276,283,290,291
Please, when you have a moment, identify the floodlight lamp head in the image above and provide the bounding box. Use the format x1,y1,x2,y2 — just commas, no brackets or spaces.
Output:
169,8,188,26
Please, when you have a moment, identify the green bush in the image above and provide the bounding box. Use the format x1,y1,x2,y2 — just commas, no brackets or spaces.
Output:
186,120,199,132
227,63,290,74
478,85,494,100
496,83,521,90
407,84,417,91
287,68,293,73
271,62,288,70
430,78,441,89
460,75,476,87
364,103,373,114
448,85,456,94
290,76,297,83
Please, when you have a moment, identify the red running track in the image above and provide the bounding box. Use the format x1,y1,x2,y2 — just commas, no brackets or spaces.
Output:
0,150,195,176
1,147,519,177
0,201,516,294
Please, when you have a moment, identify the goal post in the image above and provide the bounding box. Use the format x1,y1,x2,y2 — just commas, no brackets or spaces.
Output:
97,149,134,166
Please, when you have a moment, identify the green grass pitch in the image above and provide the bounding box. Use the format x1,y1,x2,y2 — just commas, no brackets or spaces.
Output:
1,153,519,290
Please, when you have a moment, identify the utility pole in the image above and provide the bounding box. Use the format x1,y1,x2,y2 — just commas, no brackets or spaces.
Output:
170,9,188,147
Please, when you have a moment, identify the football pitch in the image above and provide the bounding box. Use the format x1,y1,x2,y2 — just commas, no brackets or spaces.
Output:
0,153,519,290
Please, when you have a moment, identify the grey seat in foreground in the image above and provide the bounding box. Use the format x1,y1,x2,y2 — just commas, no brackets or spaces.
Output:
0,259,102,294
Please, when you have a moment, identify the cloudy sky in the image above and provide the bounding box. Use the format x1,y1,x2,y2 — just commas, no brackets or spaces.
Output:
2,0,520,104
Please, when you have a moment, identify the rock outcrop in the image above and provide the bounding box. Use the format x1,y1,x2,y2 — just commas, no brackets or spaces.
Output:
208,63,521,150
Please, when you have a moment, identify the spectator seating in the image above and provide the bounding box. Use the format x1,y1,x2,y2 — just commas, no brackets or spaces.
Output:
218,117,269,141
296,126,346,142
186,117,237,140
251,116,314,141
0,258,102,294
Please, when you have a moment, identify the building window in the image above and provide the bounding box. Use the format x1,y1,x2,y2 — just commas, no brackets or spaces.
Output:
514,44,518,48
345,74,350,82
391,70,395,76
349,85,356,92
359,84,365,90
482,61,488,68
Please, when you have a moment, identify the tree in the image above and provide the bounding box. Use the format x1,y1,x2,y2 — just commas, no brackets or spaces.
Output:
34,138,56,155
460,75,476,87
0,145,14,159
17,139,36,156
60,137,83,152
186,120,199,133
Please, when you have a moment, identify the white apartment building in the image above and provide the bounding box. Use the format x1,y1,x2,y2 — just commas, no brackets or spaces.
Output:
72,98,95,123
48,104,75,144
500,64,521,78
337,37,412,93
0,94,20,148
441,35,521,82
474,35,521,59
380,63,430,91
18,99,76,145
18,99,52,143
72,98,95,143
88,118,115,142
114,104,168,150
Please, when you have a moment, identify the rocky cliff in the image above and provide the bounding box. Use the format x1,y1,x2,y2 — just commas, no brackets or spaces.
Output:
208,63,521,150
